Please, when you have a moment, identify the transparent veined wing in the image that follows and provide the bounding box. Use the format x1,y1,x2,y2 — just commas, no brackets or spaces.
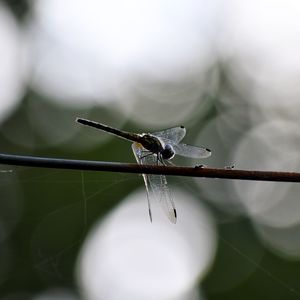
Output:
132,142,177,224
145,168,177,224
173,143,211,159
152,126,211,159
152,126,186,144
132,142,153,222
153,135,211,159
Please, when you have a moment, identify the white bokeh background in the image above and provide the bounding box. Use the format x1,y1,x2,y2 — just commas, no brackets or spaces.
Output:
1,0,300,298
24,0,219,126
76,188,216,300
0,4,25,121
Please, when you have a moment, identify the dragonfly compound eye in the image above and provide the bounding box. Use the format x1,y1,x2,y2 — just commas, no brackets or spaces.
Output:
161,144,175,160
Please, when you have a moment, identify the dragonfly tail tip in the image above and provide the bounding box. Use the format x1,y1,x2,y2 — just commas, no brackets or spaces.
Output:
76,117,84,124
149,210,153,223
173,209,177,224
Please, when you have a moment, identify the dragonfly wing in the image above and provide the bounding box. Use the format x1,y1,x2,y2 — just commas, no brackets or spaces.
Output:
142,153,177,224
159,179,177,223
132,142,144,164
132,142,177,223
132,143,152,222
152,127,211,160
173,143,211,159
147,172,177,224
152,126,186,144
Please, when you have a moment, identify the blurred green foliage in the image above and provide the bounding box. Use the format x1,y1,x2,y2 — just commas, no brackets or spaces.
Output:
0,91,299,300
1,1,300,299
3,0,29,20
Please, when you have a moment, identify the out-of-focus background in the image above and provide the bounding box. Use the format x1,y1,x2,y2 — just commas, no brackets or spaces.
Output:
1,0,300,299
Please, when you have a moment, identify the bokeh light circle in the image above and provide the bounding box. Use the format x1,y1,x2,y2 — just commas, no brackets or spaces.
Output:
0,4,25,122
232,119,300,227
219,0,300,124
77,188,216,300
24,0,219,127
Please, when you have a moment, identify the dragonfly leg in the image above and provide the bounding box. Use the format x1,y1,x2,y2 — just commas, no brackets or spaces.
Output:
142,174,153,223
157,153,167,166
165,160,176,166
140,150,154,160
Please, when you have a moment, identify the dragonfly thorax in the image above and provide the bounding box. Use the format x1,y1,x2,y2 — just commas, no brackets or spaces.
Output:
140,134,175,160
161,144,175,160
139,134,164,154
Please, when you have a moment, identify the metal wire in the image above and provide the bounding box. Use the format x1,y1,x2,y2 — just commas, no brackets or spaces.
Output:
1,153,300,182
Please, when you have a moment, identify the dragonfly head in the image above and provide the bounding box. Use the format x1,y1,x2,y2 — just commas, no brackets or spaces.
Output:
161,144,175,160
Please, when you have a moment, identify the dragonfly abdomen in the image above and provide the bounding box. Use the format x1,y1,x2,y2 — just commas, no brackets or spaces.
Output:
76,118,141,143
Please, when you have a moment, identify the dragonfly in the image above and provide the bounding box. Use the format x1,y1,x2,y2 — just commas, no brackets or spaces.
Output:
76,118,211,223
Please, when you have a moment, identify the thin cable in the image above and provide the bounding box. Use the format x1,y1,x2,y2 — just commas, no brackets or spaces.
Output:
1,153,300,182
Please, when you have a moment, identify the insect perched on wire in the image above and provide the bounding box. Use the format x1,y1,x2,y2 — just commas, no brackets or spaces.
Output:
76,118,211,223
